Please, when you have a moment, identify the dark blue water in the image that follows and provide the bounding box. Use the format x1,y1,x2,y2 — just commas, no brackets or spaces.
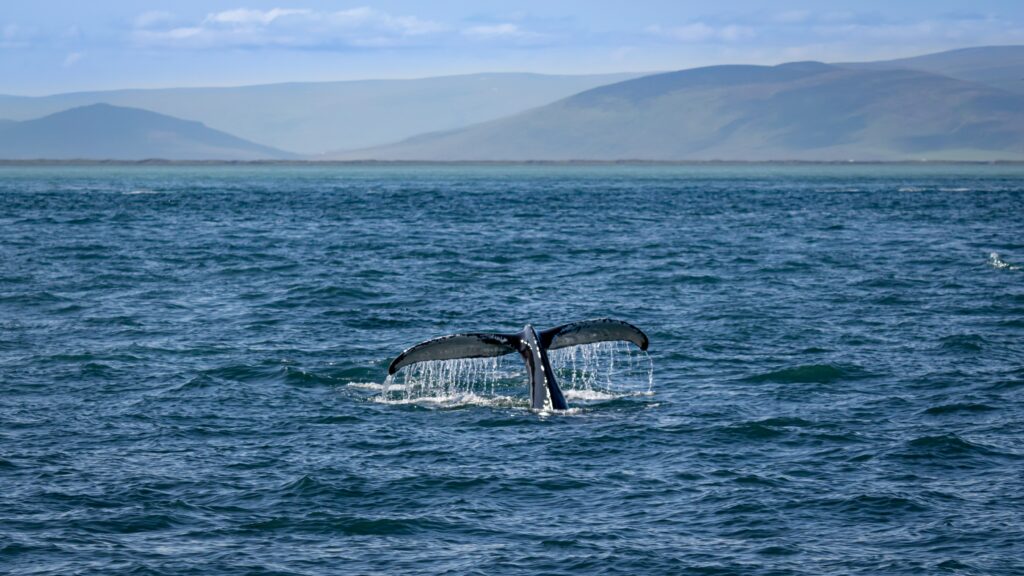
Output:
2,164,1023,575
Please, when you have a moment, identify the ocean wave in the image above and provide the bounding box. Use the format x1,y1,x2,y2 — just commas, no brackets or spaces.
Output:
717,421,788,440
240,513,440,536
282,367,337,387
742,363,868,384
666,273,722,284
814,493,929,516
894,433,1011,462
937,334,986,352
923,403,997,416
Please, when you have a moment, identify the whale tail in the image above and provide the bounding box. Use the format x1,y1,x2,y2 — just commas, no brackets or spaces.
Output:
387,332,520,375
387,319,649,409
539,318,649,352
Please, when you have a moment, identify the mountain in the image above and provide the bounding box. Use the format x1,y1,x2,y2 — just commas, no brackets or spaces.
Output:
0,104,294,160
0,73,642,155
843,45,1024,94
338,61,1024,161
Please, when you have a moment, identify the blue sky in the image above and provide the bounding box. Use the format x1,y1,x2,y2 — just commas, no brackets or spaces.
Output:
3,1,1024,95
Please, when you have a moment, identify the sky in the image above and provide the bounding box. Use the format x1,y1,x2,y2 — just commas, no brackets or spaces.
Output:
2,0,1024,95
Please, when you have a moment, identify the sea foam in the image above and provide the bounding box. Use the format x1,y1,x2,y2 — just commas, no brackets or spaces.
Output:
988,252,1020,270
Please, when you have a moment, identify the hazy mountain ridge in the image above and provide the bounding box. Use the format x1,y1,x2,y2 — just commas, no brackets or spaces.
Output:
0,104,294,160
0,73,643,155
843,45,1024,94
3,46,1024,161
337,59,1024,161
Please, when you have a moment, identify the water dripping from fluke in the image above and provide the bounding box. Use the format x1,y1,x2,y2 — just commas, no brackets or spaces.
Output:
380,320,651,411
375,339,654,411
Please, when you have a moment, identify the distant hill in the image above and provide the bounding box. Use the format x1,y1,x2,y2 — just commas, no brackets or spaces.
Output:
843,45,1024,94
0,73,643,155
0,104,293,160
337,61,1024,161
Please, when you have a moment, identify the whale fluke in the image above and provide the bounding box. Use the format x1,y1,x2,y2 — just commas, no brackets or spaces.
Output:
541,318,649,351
387,318,649,410
387,333,519,375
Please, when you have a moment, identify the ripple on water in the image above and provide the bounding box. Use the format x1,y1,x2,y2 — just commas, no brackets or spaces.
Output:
937,334,987,352
742,363,870,384
717,420,789,440
807,493,929,521
239,513,448,536
923,403,998,416
893,434,1012,466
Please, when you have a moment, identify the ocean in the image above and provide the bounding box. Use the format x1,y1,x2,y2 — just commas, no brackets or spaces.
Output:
1,164,1022,575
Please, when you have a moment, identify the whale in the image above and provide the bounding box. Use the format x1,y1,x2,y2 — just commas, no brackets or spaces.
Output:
388,318,649,410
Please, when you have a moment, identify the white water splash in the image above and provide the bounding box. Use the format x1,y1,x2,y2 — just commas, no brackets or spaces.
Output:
563,389,618,401
373,391,525,409
348,381,401,391
373,342,654,409
988,252,1020,270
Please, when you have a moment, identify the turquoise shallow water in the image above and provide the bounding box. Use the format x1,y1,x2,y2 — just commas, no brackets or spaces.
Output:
1,164,1023,575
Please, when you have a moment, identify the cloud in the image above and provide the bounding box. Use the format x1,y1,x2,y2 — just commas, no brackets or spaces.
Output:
133,6,446,49
646,10,1024,56
647,23,755,43
62,52,83,67
1,23,34,48
773,11,811,24
763,9,1024,46
610,45,636,63
460,22,550,44
203,8,312,26
808,14,1024,44
463,23,526,39
135,11,176,29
